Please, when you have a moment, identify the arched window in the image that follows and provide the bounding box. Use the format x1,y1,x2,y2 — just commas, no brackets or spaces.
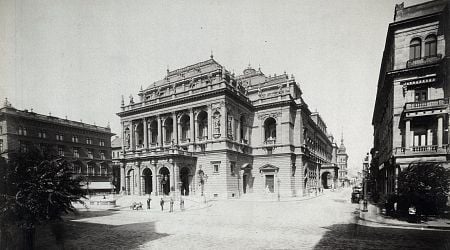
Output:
424,35,437,57
180,115,190,142
264,117,277,142
409,38,421,60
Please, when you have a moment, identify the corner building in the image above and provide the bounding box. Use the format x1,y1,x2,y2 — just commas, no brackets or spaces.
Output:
372,0,450,196
117,58,338,198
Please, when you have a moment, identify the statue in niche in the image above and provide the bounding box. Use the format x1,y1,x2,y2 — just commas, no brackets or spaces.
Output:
126,132,130,148
227,115,233,139
213,113,221,135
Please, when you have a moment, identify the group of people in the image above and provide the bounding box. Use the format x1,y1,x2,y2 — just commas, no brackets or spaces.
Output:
131,196,185,212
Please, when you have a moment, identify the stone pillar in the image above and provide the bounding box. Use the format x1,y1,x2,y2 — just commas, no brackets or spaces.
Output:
405,119,411,148
152,163,158,195
120,164,126,194
207,105,212,140
195,118,199,141
190,109,195,142
178,119,182,143
143,118,148,149
172,112,178,144
237,116,241,142
130,121,135,150
222,105,227,139
157,116,162,146
136,164,142,195
438,116,443,147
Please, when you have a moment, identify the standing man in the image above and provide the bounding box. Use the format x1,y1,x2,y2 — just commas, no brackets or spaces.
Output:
169,197,174,212
160,197,165,211
180,197,185,211
147,196,151,210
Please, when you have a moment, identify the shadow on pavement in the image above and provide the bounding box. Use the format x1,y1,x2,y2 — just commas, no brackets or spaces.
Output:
36,220,169,249
313,223,450,250
63,208,121,220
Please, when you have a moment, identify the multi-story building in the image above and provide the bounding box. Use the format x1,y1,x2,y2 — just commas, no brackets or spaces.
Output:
372,0,450,196
111,136,123,193
337,137,349,187
117,57,338,198
0,99,114,194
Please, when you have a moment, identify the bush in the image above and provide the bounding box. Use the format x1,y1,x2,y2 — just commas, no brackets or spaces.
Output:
397,162,450,216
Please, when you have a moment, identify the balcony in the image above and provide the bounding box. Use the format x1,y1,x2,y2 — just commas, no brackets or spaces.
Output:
406,54,442,68
394,145,448,156
264,138,276,145
404,98,448,111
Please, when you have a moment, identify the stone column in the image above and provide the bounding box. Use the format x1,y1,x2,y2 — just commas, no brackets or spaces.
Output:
207,105,212,140
178,119,182,143
172,112,178,144
190,109,195,142
405,119,411,148
222,105,227,139
195,118,199,141
157,116,162,147
120,163,126,194
136,164,142,195
152,163,158,195
143,118,148,149
237,117,241,142
438,116,443,147
130,121,135,150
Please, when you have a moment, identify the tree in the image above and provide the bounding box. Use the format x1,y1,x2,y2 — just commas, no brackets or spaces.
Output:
397,162,450,217
0,146,85,249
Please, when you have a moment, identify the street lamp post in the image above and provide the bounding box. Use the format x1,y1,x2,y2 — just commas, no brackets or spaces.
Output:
362,153,369,212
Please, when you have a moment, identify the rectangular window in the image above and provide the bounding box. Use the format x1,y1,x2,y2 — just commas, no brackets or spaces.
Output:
414,89,427,102
58,146,64,156
0,139,3,153
72,136,79,143
100,151,105,160
230,161,236,176
100,140,105,147
87,149,93,159
18,126,27,136
19,141,28,153
86,138,92,145
38,131,47,139
56,134,64,141
73,148,79,158
211,161,221,173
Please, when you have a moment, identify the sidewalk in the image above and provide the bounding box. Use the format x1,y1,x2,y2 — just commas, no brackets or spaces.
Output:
358,202,450,230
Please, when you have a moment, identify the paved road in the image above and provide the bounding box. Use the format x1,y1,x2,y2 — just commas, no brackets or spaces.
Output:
36,188,450,249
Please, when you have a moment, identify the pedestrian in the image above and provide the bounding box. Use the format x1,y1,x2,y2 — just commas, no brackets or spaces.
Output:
160,197,164,211
147,197,151,210
180,197,185,211
170,197,174,212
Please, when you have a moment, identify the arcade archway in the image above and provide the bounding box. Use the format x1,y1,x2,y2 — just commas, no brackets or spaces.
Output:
159,167,170,195
180,167,191,196
321,172,332,189
143,168,153,194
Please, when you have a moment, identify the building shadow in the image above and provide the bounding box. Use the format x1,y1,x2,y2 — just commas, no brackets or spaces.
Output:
313,223,450,250
35,220,169,249
64,208,121,220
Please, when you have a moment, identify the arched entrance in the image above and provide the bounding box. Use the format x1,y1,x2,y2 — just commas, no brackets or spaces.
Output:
126,168,135,195
143,168,153,194
159,167,170,195
180,167,190,196
321,172,332,189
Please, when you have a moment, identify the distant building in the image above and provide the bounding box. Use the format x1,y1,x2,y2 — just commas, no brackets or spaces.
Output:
337,137,349,187
371,0,450,196
116,58,339,198
111,136,122,193
0,99,114,194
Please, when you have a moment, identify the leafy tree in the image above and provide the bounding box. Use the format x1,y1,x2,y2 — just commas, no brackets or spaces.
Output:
0,146,85,249
397,162,450,217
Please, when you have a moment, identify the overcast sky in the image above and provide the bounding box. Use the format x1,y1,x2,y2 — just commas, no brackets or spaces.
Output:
0,0,428,174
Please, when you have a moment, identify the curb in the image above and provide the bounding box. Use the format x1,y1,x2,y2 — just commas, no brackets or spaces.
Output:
227,193,325,203
358,214,450,231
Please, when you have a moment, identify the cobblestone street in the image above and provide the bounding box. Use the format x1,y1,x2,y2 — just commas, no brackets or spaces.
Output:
36,189,450,249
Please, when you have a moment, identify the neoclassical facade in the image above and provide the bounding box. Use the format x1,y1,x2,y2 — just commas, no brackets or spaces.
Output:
117,57,338,198
372,0,450,196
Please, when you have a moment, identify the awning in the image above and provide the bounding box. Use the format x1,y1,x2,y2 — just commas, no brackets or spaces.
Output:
81,182,114,190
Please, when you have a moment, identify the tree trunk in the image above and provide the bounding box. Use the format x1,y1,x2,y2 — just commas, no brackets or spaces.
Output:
23,227,35,250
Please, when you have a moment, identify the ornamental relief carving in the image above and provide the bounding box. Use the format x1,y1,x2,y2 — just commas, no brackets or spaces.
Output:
257,112,282,120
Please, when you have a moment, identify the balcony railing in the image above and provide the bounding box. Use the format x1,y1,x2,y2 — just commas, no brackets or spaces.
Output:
394,145,447,155
264,138,276,145
405,98,449,110
197,136,208,141
406,54,442,68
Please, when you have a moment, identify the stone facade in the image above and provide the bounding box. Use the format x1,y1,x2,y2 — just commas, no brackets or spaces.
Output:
0,99,114,194
372,0,450,196
117,58,339,199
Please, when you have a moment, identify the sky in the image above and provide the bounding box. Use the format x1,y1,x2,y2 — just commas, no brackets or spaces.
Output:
0,0,428,175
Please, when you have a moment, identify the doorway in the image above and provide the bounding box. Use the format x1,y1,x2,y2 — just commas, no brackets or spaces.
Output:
265,175,274,193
